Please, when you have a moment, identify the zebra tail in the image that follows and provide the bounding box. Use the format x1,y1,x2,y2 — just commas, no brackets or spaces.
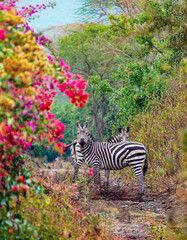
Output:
143,152,148,176
66,141,77,150
66,143,73,149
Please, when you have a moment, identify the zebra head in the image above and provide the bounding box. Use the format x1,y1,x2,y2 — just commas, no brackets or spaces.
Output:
76,121,89,147
118,126,130,142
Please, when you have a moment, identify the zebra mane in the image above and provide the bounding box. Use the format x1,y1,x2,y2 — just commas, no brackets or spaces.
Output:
107,132,120,142
88,132,95,141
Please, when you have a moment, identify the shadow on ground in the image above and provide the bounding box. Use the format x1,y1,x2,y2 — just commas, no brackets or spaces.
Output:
82,178,175,239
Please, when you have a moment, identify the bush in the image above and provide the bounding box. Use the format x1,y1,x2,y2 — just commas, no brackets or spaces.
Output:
129,80,187,189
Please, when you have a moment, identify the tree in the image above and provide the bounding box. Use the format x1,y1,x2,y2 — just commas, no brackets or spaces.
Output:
57,23,121,140
109,0,187,62
77,0,139,22
56,0,186,138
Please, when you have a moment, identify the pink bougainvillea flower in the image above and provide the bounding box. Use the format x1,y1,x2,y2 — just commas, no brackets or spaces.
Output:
8,229,13,234
22,184,28,192
0,1,88,210
18,176,24,183
0,29,5,40
12,185,19,192
26,121,37,132
5,163,10,168
47,55,54,63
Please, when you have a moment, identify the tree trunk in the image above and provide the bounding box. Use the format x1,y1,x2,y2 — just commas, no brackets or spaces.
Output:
88,84,106,141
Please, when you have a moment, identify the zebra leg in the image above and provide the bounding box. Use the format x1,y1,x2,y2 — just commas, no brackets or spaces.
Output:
104,170,110,185
72,164,80,182
137,173,145,195
92,164,101,186
129,161,145,196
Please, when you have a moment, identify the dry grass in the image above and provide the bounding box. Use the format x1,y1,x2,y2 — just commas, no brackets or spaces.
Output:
111,81,187,192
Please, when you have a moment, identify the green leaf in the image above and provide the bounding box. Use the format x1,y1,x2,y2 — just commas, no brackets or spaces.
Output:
14,214,21,220
7,116,13,125
5,220,13,226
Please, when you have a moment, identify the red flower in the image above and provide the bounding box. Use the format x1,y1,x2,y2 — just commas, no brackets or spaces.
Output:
8,229,13,234
80,103,84,108
18,176,24,183
12,185,19,192
88,168,93,176
0,29,5,40
22,184,28,192
5,163,10,168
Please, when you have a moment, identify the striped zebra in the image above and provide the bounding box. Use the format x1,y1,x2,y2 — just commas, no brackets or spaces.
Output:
68,127,130,184
105,127,130,184
68,133,95,182
76,122,148,195
108,126,130,143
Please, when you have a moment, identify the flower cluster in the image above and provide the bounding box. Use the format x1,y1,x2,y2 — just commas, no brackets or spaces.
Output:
18,2,56,20
0,0,88,212
58,73,89,108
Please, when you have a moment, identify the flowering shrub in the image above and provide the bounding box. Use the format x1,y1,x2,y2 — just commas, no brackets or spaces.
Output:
0,0,88,237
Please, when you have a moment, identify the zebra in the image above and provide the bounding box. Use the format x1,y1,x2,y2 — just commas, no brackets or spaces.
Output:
67,127,130,184
66,133,95,182
105,126,130,185
76,121,148,195
108,126,130,143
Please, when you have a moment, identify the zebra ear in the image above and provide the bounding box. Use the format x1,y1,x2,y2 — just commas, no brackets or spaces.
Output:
126,126,130,133
118,127,123,133
76,122,80,128
84,121,88,128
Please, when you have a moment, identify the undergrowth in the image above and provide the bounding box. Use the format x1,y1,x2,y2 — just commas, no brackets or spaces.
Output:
1,175,124,240
111,80,187,240
111,81,187,192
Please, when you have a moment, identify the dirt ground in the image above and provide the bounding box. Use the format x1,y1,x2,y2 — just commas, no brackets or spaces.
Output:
81,178,176,240
39,168,186,239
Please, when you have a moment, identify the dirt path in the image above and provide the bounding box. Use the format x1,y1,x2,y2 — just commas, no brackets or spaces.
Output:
39,169,178,239
85,178,175,239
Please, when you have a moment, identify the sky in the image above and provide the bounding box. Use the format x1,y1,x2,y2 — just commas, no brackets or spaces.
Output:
17,0,83,29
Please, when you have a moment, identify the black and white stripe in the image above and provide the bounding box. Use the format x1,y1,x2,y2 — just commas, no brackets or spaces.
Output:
108,127,130,143
68,133,95,181
76,122,148,195
105,127,130,184
69,128,129,183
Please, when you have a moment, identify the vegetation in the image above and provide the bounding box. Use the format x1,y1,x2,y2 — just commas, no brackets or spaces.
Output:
55,1,187,237
0,0,186,239
56,0,186,136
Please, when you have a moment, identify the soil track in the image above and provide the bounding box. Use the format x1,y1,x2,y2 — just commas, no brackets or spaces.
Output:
39,169,179,239
85,178,175,239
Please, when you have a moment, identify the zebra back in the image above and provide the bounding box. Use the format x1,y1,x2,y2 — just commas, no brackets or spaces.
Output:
108,127,129,143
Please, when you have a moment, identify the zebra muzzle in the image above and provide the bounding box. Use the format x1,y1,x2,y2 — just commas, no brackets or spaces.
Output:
79,140,85,147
